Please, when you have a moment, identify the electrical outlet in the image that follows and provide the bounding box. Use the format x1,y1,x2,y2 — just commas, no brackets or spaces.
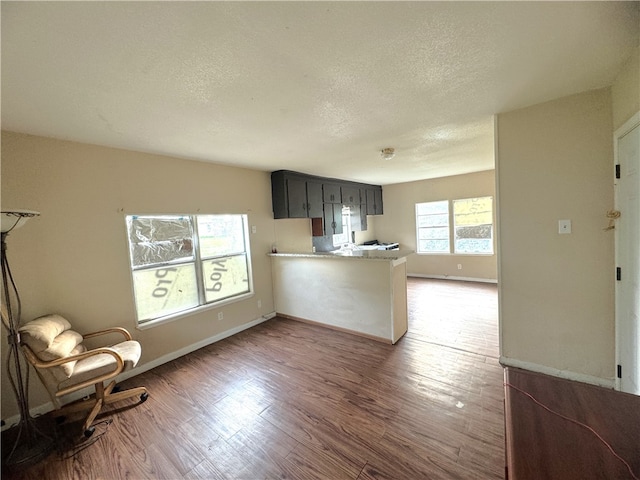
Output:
457,264,462,270
558,219,572,234
257,299,262,308
217,312,223,321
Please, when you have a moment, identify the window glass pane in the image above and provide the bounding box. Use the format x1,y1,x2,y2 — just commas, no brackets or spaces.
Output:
455,238,493,254
332,206,352,246
453,197,493,254
453,197,493,226
418,227,449,240
455,225,493,240
202,254,250,303
416,201,451,253
127,216,194,267
132,264,199,322
417,201,448,216
419,239,449,253
197,215,246,258
421,213,449,227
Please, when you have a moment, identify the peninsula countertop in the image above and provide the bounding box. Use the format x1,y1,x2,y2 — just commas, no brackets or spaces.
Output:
270,248,410,343
268,249,414,261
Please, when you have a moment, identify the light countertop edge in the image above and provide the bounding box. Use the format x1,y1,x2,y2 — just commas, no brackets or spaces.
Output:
267,249,414,261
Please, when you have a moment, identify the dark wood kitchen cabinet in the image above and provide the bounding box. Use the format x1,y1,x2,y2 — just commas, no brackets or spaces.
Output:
341,186,361,205
323,203,344,235
271,171,323,219
271,170,383,222
350,204,367,232
323,183,342,204
365,186,384,215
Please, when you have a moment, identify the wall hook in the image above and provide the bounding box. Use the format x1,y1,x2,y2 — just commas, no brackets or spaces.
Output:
604,210,621,231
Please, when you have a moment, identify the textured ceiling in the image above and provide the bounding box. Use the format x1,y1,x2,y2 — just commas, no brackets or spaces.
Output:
2,2,638,185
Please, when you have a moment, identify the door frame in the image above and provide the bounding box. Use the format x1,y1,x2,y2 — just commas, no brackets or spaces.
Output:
613,111,640,392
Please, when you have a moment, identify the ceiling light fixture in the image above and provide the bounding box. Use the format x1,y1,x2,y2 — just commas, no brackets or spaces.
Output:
380,147,395,161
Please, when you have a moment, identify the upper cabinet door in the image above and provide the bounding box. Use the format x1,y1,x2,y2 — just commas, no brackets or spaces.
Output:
287,177,308,218
306,181,324,218
341,186,360,205
366,186,384,215
350,204,367,232
323,203,343,235
374,187,383,215
323,183,342,204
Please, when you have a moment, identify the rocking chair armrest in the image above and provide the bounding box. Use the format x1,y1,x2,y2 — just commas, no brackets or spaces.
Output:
22,344,125,373
82,327,132,342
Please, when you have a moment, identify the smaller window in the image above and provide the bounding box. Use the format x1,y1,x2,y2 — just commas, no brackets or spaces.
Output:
332,206,352,246
416,201,450,253
453,197,494,254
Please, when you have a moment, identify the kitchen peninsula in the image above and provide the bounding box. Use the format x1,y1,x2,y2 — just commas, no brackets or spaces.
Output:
269,249,413,343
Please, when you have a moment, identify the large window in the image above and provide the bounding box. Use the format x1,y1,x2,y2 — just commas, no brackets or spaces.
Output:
416,197,493,254
125,214,253,325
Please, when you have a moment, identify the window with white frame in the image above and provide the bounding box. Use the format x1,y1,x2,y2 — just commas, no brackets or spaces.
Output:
416,200,450,253
416,197,493,254
453,197,494,254
332,206,352,246
125,214,252,325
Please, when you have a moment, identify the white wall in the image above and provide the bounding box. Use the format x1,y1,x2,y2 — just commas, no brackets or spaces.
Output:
1,131,277,419
496,88,615,385
612,45,639,131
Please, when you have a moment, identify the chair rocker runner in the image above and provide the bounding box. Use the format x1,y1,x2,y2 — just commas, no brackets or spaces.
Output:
17,314,148,437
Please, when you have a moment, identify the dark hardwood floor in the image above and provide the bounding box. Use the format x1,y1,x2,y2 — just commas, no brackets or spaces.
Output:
504,367,640,480
2,278,504,479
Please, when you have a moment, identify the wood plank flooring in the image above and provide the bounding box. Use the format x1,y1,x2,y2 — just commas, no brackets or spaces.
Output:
504,367,640,480
2,278,504,479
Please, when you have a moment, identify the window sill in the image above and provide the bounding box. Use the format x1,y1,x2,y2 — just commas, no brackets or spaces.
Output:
136,291,254,330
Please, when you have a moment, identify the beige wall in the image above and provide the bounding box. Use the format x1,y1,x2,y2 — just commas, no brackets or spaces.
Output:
612,45,639,131
273,218,313,253
496,88,615,384
272,209,379,252
1,131,276,419
376,170,497,281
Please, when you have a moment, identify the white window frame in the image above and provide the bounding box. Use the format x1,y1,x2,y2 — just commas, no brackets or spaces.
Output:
415,197,494,255
452,197,494,255
415,200,451,254
332,205,353,246
125,214,253,329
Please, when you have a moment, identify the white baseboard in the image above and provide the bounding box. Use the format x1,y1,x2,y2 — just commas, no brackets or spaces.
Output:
500,356,615,389
1,313,276,432
408,273,498,284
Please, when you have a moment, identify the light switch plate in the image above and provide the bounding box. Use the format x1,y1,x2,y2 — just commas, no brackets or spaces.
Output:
558,219,571,234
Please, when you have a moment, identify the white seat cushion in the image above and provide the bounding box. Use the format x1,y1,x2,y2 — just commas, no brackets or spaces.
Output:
58,340,142,390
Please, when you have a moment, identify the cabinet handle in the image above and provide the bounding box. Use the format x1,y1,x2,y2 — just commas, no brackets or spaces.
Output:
303,203,307,211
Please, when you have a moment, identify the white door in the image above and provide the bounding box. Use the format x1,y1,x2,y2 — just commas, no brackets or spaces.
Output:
615,112,640,395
